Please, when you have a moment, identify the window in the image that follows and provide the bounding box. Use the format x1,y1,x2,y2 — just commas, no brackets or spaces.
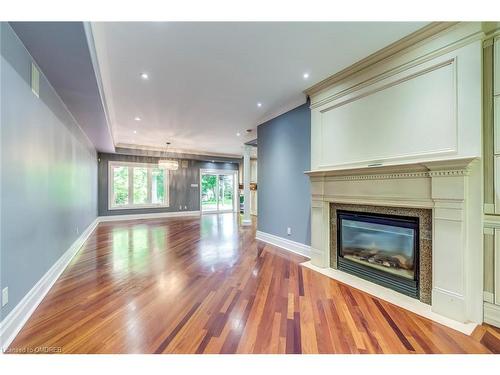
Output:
109,161,169,209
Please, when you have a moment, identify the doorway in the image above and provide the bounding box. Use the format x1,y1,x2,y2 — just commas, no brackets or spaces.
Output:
200,169,238,213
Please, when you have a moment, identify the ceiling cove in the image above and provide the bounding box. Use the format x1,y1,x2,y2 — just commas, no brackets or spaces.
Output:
90,22,427,157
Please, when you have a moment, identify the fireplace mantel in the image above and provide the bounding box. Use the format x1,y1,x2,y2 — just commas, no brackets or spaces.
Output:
306,157,482,325
304,157,478,179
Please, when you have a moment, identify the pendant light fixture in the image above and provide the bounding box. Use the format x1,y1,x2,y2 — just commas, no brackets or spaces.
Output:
158,142,179,170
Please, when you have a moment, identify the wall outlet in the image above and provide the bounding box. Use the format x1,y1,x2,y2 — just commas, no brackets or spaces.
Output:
2,287,8,307
287,227,292,236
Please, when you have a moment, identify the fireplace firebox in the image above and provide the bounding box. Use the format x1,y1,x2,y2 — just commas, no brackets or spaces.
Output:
337,210,419,298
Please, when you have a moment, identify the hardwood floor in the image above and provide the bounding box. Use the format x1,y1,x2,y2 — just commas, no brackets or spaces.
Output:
7,213,500,354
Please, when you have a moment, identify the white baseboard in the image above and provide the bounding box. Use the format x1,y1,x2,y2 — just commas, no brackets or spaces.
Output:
484,302,500,328
256,231,311,258
431,287,467,323
98,210,201,222
0,217,99,352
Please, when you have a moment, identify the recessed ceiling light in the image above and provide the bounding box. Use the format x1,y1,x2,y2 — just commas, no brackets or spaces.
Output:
257,102,262,108
303,72,310,79
134,116,141,121
140,72,149,80
236,132,241,137
133,130,137,134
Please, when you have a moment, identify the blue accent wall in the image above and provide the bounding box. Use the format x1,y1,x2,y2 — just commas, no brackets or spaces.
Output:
257,102,311,245
1,23,98,318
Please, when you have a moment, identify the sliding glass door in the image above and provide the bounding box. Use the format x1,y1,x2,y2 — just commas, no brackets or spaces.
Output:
201,173,218,212
200,170,237,213
218,174,234,211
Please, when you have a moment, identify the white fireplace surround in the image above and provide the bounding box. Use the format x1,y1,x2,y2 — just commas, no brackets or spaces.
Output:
304,23,486,327
306,158,483,326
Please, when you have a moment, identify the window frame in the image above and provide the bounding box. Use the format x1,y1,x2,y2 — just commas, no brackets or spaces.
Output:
108,161,170,210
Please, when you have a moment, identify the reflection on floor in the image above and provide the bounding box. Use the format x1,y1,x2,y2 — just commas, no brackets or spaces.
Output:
8,213,500,353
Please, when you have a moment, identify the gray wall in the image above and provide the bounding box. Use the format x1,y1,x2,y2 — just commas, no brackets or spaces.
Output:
98,153,238,216
1,23,98,318
9,22,115,152
257,102,311,245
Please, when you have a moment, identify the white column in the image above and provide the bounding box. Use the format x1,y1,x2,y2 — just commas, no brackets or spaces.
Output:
427,159,482,324
310,176,330,267
242,145,252,226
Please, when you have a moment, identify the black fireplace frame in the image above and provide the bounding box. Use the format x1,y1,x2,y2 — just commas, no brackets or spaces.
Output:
336,210,420,299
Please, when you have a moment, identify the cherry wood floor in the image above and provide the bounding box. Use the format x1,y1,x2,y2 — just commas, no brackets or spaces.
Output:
8,213,500,354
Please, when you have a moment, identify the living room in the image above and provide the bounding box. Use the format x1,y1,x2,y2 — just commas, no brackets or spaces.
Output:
1,1,499,373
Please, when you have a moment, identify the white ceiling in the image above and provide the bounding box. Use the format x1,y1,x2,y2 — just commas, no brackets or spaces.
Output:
91,22,427,157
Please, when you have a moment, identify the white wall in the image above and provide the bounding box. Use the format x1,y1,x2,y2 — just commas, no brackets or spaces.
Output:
310,23,483,172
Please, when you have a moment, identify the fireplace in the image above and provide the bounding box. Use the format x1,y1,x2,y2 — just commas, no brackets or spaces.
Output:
308,158,480,323
336,210,420,299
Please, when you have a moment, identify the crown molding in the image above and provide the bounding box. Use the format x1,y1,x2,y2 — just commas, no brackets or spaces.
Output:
115,144,242,160
481,22,500,41
304,22,458,98
256,95,307,127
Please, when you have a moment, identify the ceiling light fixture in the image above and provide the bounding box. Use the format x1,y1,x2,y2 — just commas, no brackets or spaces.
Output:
303,72,310,79
257,102,262,108
158,142,179,170
140,72,149,80
236,132,241,137
133,130,137,134
134,116,141,121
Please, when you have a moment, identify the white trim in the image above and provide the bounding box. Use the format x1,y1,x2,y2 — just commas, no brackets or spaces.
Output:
256,96,307,126
199,169,238,214
484,203,495,215
82,22,115,153
301,261,477,335
108,160,170,210
484,215,500,228
0,218,99,352
98,210,201,222
256,231,311,258
199,168,238,176
484,291,495,304
484,302,500,328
